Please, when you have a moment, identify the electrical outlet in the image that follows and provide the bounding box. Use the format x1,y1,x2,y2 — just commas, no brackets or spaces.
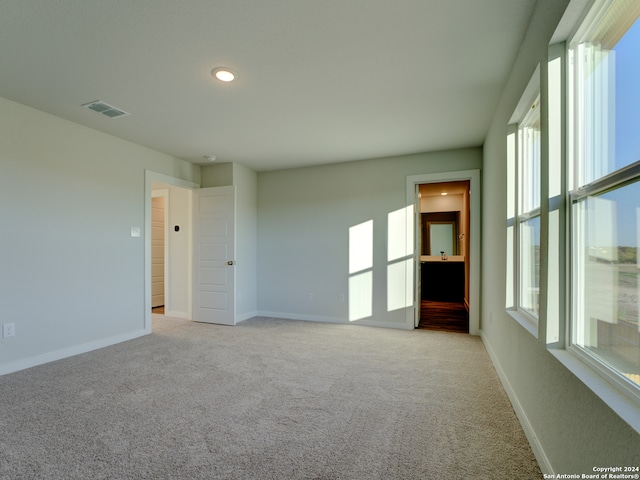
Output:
307,293,314,301
3,323,15,338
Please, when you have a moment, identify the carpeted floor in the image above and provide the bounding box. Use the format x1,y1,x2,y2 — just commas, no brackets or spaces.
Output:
0,316,541,479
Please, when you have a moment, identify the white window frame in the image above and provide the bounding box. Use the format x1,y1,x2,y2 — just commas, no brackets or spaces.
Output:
568,164,640,399
547,0,640,434
507,69,541,337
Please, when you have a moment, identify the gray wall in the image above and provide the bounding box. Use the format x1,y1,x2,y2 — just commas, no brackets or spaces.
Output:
0,96,199,372
232,163,258,320
481,0,640,473
256,149,481,328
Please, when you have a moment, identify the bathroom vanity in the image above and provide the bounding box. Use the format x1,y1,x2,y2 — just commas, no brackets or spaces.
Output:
420,256,465,302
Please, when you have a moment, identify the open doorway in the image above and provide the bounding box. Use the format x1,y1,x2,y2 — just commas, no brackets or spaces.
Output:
151,190,168,315
418,181,470,333
406,170,480,334
144,171,199,332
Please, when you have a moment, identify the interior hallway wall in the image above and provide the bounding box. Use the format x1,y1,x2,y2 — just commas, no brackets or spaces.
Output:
480,0,640,473
256,149,481,329
0,96,200,374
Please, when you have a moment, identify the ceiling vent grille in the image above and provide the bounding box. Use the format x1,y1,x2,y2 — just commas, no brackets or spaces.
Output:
82,100,130,118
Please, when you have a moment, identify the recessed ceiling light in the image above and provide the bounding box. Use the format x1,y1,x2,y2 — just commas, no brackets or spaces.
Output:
211,67,237,82
203,155,217,162
441,192,448,196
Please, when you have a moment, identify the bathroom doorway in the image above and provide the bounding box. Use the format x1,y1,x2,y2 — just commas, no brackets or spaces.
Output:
418,181,470,332
407,170,480,334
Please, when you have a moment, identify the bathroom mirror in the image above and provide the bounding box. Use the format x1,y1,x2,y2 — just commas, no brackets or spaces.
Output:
422,213,459,255
430,223,454,256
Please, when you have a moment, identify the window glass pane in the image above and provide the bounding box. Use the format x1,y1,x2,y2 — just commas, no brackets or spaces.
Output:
506,225,514,309
518,97,541,214
548,56,562,199
572,179,640,388
507,131,516,219
519,215,540,318
612,17,640,173
572,15,640,188
547,210,560,344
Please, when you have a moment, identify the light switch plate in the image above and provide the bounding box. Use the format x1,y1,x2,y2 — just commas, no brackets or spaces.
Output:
3,323,15,338
131,227,141,237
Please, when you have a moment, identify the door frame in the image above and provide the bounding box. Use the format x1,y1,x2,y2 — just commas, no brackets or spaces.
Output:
144,170,199,333
406,169,481,334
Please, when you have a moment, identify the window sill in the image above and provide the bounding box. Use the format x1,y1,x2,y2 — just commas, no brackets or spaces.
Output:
549,348,640,435
507,308,539,338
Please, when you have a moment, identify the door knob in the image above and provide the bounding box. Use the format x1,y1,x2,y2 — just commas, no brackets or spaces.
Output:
227,260,236,266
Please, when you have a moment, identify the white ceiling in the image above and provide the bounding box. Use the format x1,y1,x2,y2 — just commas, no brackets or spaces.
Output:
0,0,537,172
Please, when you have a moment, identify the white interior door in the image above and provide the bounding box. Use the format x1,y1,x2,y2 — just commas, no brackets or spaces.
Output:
192,186,236,325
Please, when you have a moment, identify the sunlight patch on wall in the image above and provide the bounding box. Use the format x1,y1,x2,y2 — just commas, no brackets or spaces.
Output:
349,220,373,274
349,272,373,321
387,206,414,261
387,259,413,312
349,220,374,321
387,206,414,312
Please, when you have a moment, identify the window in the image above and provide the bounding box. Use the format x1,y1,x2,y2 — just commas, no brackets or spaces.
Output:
568,0,640,394
507,80,541,334
518,97,541,319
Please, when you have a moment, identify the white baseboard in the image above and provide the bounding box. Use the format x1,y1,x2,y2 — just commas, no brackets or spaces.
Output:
158,310,257,324
480,332,553,475
236,311,258,323
0,329,149,376
257,311,412,330
258,311,346,324
163,310,190,320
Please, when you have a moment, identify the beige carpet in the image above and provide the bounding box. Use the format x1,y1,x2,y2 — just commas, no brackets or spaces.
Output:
0,316,541,479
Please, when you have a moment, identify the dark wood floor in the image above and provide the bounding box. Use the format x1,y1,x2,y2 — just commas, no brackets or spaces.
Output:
419,300,469,333
152,306,165,314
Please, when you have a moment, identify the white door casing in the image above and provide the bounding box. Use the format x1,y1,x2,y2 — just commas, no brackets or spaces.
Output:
192,186,236,325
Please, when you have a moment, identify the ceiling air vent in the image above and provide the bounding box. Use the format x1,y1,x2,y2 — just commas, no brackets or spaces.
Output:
82,100,130,118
